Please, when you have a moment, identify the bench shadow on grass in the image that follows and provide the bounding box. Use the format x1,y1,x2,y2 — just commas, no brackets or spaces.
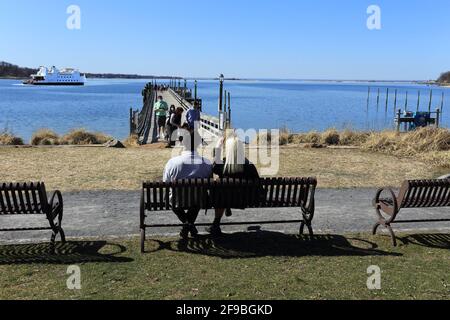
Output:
399,233,450,249
0,241,133,265
147,231,401,259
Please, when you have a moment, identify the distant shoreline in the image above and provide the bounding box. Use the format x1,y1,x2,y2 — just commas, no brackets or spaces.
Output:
0,76,442,84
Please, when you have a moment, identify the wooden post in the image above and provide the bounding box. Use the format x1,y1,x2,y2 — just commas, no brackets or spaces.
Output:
228,92,231,127
224,90,227,111
440,92,444,114
394,89,398,119
385,88,389,114
436,108,440,128
129,108,133,135
194,80,198,103
366,86,370,113
376,88,380,112
416,90,421,112
428,90,433,113
405,91,408,111
396,109,401,132
219,74,224,112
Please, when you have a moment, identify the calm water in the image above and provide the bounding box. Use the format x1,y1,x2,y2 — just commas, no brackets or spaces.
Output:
0,79,448,142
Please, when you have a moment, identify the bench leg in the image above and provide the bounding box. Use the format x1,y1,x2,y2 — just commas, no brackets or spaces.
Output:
373,221,397,247
372,222,381,235
140,228,146,254
299,222,314,237
386,225,397,247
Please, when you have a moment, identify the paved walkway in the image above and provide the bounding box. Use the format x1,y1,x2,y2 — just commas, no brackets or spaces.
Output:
1,188,449,244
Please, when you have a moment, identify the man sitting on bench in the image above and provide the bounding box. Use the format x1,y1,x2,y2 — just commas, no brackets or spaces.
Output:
163,128,212,239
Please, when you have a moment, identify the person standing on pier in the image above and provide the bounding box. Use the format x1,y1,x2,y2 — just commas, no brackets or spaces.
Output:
166,107,184,148
186,101,201,131
154,95,168,139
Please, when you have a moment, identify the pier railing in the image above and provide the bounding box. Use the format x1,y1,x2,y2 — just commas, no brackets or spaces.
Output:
130,83,157,144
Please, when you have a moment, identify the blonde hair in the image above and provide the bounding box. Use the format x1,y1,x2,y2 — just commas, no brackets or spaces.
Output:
224,135,245,173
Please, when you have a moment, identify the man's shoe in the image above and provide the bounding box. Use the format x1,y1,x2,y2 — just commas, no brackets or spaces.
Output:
206,224,222,237
189,224,199,237
225,208,232,217
180,226,189,239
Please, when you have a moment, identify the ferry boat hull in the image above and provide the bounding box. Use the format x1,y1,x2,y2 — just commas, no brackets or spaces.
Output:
23,80,85,86
23,66,86,86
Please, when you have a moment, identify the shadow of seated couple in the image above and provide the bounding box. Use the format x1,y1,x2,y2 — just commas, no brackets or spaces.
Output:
146,230,437,258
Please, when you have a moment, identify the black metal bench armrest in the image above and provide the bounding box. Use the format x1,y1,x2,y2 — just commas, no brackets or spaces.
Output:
48,190,63,220
374,187,399,223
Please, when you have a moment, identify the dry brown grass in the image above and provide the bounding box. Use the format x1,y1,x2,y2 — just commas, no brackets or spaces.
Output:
361,127,450,168
339,129,370,146
286,127,449,168
362,127,450,155
292,131,321,144
277,146,440,188
61,129,111,145
0,147,173,191
123,134,140,147
0,132,23,146
321,128,340,145
0,145,443,191
30,129,60,146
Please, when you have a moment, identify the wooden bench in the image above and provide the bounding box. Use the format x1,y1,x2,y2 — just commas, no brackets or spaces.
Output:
140,177,317,253
372,179,450,246
0,182,66,244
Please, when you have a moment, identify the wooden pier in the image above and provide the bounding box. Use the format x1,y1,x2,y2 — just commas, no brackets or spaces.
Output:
130,80,226,145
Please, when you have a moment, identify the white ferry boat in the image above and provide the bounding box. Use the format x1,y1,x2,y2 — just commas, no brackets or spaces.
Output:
23,66,86,86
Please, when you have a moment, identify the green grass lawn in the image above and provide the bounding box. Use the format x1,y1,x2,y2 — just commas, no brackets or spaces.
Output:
0,232,449,300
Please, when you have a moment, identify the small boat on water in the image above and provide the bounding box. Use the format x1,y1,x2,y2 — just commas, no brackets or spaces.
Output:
23,66,86,86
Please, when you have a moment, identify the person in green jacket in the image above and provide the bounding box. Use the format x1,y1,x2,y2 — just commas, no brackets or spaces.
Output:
154,96,169,139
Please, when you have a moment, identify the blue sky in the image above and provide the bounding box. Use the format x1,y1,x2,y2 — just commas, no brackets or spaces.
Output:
1,0,449,80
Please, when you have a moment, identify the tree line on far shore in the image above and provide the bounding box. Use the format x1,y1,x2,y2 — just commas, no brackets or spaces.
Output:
437,71,450,84
0,61,180,80
0,61,37,78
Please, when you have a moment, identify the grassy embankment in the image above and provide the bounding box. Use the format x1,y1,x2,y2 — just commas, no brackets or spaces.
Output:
0,232,449,300
1,127,449,191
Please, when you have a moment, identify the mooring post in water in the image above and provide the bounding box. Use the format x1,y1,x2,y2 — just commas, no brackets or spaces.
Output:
129,107,133,135
385,88,389,114
405,91,408,111
436,108,440,128
394,89,398,119
428,90,433,113
376,88,380,112
366,86,370,113
440,92,444,115
416,90,421,112
396,109,401,132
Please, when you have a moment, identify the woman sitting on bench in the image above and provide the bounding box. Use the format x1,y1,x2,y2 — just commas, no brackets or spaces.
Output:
208,134,260,236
